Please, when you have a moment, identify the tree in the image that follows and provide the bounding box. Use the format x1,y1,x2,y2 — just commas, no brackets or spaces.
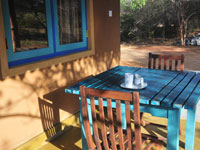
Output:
120,0,200,44
170,0,200,46
120,0,174,41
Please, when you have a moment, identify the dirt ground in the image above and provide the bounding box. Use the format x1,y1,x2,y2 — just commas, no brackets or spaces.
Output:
120,44,200,71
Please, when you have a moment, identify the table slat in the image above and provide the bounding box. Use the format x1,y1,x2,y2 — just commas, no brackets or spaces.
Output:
136,69,178,104
65,66,122,94
150,72,187,105
173,73,200,108
185,73,200,109
161,72,196,107
90,67,140,89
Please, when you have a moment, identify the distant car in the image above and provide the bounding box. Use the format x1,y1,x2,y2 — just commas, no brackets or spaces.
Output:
188,35,200,46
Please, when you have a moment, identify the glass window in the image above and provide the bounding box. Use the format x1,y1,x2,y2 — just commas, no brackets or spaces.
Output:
8,0,48,52
54,0,88,53
57,0,82,45
2,0,88,67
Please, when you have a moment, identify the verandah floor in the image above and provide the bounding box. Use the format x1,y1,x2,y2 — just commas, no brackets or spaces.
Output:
16,44,200,150
16,112,200,150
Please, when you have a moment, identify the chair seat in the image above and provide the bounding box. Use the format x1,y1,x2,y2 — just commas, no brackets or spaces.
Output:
105,129,164,150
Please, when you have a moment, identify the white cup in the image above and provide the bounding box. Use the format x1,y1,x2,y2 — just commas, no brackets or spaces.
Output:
134,76,144,86
124,73,133,88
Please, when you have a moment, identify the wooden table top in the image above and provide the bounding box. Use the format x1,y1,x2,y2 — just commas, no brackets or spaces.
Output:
65,66,200,110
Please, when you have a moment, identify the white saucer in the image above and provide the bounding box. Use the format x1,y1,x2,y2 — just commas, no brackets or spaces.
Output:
120,82,147,90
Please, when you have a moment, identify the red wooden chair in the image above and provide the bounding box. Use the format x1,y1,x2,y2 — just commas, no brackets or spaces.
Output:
80,86,163,150
141,52,185,134
148,52,184,72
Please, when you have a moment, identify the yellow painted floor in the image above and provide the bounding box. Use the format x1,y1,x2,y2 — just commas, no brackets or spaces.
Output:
32,113,200,150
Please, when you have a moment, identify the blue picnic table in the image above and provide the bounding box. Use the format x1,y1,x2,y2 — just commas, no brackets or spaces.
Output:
65,66,200,150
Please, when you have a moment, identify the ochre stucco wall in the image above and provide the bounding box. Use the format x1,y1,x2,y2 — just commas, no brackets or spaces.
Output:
0,0,120,149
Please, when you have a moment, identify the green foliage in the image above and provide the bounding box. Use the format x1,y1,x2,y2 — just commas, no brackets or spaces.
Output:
130,0,146,10
120,14,136,41
120,0,200,43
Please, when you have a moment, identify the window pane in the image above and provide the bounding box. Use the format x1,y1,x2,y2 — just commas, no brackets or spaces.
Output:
8,0,48,52
57,0,83,45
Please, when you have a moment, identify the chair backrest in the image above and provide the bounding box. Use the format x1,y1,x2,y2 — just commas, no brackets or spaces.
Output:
148,52,184,72
80,86,141,150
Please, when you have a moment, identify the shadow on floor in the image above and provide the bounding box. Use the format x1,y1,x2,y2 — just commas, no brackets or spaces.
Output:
38,76,93,141
40,125,82,150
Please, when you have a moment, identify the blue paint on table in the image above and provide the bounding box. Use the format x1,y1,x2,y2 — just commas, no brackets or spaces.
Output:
173,73,200,108
185,73,200,110
151,72,187,105
161,72,196,107
185,108,197,150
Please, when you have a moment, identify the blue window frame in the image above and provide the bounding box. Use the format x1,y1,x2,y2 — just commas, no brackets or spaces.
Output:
2,0,88,68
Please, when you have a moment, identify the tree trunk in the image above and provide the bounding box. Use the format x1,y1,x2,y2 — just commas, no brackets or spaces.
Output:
179,0,185,46
8,0,21,50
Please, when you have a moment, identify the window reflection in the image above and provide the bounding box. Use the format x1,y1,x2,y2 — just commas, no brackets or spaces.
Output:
57,0,83,45
8,0,48,52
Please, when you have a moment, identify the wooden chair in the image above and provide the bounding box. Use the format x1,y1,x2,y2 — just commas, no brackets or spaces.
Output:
80,86,163,150
148,52,184,71
142,52,184,133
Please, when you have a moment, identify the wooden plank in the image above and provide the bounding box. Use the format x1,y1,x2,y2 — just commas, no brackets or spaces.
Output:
85,88,133,102
107,98,117,150
66,67,182,105
173,73,200,108
99,97,109,149
65,67,178,97
75,67,140,95
84,67,123,88
158,57,161,69
116,100,124,149
153,57,156,69
90,96,102,149
94,68,178,104
65,66,122,94
175,60,178,71
125,101,132,150
137,69,178,104
83,66,137,89
148,53,152,69
99,68,140,90
169,58,172,70
161,72,195,107
133,92,142,150
150,72,187,105
80,86,95,149
185,75,200,109
96,68,176,104
164,58,167,70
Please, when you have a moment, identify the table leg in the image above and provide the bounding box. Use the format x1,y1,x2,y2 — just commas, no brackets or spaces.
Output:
167,109,181,150
185,108,197,150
